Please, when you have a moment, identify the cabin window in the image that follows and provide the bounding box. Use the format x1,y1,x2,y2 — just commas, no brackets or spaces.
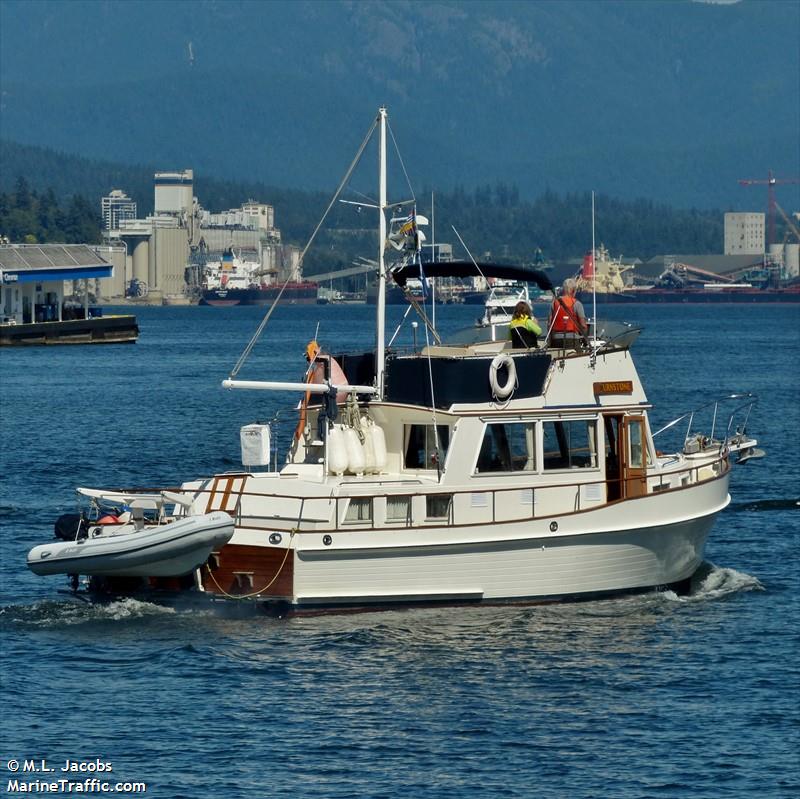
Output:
426,494,452,520
404,424,450,470
542,420,598,470
476,422,536,473
386,495,412,523
345,497,372,523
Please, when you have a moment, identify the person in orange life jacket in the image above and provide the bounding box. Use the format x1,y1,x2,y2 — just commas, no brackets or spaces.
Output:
302,340,349,402
508,300,542,348
295,340,349,441
549,278,588,347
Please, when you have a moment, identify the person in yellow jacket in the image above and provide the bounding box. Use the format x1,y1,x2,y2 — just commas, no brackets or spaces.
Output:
508,301,542,348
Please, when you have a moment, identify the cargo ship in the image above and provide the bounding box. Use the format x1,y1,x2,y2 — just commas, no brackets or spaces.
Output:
200,248,317,306
201,282,318,306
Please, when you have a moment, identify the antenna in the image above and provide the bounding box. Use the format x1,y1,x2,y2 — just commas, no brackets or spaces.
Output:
592,189,597,352
431,191,436,330
431,192,436,263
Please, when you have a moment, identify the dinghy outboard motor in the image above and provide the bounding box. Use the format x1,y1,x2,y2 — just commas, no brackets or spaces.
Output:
54,513,86,542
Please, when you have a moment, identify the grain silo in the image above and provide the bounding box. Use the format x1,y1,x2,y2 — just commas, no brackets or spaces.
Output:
785,244,799,277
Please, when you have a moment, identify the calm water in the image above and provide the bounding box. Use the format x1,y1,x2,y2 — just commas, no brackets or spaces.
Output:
1,303,798,798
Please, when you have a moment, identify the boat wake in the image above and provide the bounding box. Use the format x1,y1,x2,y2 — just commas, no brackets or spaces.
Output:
0,597,176,629
663,562,763,604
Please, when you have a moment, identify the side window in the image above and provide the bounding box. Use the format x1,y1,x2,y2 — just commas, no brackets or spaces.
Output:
386,495,411,523
404,424,450,469
345,497,372,523
543,420,598,470
604,416,620,468
426,494,452,520
476,422,536,473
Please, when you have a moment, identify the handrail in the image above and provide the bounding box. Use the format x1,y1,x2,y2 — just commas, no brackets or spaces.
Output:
723,395,757,443
89,453,730,506
652,393,757,445
86,452,730,533
235,455,730,535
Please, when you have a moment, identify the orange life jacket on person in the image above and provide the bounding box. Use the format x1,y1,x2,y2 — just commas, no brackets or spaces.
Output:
551,296,581,333
294,344,349,441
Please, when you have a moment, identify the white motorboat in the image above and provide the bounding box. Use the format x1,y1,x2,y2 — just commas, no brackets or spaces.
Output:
28,490,233,577
478,281,530,328
34,108,763,612
472,278,550,343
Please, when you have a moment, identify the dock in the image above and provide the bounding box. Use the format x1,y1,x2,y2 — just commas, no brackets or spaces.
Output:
1,315,138,346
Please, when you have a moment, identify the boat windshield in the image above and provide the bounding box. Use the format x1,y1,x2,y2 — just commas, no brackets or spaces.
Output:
443,319,641,349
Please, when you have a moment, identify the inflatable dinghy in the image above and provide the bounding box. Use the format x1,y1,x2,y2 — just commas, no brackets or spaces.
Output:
27,511,234,577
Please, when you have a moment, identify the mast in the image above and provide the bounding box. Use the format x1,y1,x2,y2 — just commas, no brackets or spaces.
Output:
376,106,388,400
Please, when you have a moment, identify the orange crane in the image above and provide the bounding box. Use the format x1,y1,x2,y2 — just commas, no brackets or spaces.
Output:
738,170,800,246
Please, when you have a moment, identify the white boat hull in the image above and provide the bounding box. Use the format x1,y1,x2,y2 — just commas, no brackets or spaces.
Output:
202,472,729,609
292,512,715,607
27,512,234,577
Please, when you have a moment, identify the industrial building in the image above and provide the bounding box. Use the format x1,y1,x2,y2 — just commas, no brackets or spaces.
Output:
724,212,765,255
103,170,299,302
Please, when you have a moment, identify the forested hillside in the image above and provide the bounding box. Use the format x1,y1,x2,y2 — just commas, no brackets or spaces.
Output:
0,140,729,270
0,177,102,244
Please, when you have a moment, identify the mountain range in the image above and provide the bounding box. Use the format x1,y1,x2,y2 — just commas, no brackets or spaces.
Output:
1,0,798,210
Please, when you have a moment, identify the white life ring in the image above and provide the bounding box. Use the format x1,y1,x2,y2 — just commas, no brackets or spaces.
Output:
489,353,517,400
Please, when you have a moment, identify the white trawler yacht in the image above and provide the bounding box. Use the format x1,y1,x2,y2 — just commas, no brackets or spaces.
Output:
29,108,763,612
